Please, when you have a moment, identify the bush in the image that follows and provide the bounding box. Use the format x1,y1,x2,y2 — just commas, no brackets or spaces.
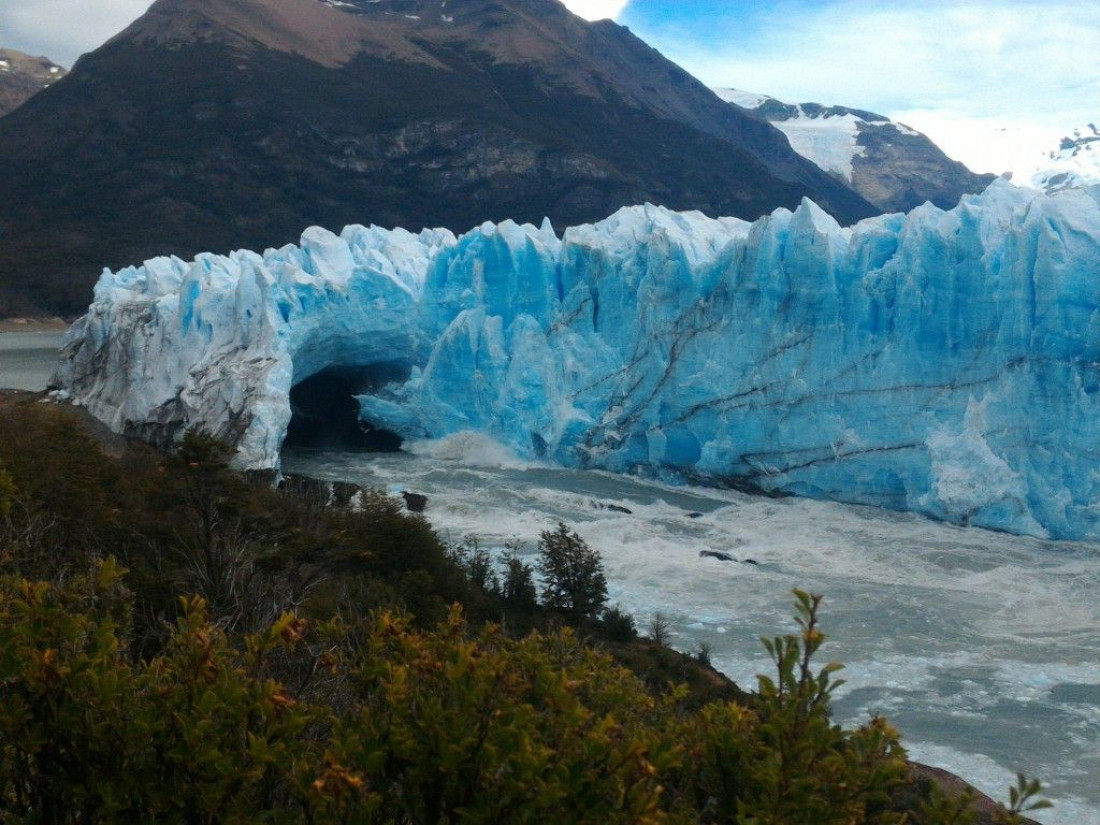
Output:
602,604,638,642
0,404,1045,824
670,590,910,824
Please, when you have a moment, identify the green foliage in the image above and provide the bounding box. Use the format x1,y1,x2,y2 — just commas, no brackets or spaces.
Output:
325,608,674,825
501,546,538,613
0,558,315,823
537,522,609,621
0,405,1050,824
670,590,910,825
917,780,978,825
602,604,639,642
999,773,1052,823
0,403,475,644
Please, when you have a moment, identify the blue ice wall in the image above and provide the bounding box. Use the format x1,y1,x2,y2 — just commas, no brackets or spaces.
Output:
55,182,1100,539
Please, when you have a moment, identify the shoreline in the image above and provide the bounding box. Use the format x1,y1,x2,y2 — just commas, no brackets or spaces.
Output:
0,317,71,333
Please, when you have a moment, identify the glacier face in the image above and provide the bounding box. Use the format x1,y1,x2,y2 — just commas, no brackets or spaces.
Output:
54,180,1100,540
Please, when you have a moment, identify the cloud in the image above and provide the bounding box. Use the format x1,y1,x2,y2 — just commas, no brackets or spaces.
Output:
621,0,1098,175
0,0,153,66
560,0,631,21
889,110,1065,178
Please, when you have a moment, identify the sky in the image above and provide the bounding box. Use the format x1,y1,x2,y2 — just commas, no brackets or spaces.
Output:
2,0,1095,178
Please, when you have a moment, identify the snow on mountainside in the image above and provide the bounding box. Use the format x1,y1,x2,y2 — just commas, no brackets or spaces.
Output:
1031,124,1100,193
714,87,996,214
714,87,876,183
0,49,67,117
54,181,1100,541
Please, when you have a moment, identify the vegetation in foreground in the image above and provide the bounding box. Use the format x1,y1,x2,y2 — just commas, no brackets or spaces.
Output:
0,397,1050,823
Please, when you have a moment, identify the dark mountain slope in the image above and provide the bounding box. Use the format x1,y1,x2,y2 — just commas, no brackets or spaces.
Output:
0,0,875,316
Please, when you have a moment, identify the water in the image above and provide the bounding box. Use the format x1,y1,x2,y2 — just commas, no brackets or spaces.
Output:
284,434,1100,824
0,331,65,391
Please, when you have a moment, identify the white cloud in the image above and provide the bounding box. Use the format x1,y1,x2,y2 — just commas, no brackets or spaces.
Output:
0,0,154,66
560,0,631,22
891,111,1066,178
637,1,1098,177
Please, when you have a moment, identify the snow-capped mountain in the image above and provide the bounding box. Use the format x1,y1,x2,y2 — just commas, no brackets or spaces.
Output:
54,181,1100,541
714,88,995,214
1031,124,1100,192
0,49,66,117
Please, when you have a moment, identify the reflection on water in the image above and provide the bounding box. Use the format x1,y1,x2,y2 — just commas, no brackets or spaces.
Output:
285,436,1100,825
0,331,65,391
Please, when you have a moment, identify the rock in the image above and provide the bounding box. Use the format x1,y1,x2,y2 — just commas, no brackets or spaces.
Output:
907,763,1043,825
592,501,633,514
742,558,759,566
280,473,365,509
686,511,704,519
700,550,736,562
402,491,428,513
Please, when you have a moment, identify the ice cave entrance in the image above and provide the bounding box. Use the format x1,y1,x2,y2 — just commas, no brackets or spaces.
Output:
284,363,407,452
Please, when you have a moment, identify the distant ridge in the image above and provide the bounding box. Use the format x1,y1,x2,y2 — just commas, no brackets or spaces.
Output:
0,49,67,117
1031,124,1100,193
714,87,996,213
0,0,876,316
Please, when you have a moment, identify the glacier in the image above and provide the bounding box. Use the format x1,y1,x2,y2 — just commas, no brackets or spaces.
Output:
53,180,1100,540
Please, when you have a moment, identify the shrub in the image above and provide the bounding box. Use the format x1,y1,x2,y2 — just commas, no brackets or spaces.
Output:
648,611,672,646
672,589,910,824
602,604,638,642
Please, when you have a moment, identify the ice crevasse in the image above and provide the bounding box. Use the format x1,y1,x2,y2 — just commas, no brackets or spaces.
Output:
53,180,1100,540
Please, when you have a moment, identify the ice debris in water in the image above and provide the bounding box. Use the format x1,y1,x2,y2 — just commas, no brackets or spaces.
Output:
53,181,1100,540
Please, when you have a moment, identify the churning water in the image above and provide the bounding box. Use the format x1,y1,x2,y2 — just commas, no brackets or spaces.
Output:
284,435,1100,824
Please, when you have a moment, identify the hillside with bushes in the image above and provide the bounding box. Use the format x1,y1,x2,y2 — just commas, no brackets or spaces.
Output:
0,394,1048,824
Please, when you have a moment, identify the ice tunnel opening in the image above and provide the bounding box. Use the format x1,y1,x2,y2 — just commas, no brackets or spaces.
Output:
284,363,408,452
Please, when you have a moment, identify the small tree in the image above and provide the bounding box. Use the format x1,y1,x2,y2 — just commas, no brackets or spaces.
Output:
501,548,538,612
536,522,608,621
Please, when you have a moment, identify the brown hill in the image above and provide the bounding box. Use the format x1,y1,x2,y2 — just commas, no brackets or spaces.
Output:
0,49,67,117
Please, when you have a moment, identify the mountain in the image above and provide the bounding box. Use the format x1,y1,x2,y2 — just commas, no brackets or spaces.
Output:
714,88,996,214
1031,124,1100,192
0,0,875,317
0,49,67,117
55,181,1100,541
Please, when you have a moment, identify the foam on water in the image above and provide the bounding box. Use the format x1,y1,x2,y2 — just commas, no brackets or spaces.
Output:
282,442,1100,824
405,432,543,471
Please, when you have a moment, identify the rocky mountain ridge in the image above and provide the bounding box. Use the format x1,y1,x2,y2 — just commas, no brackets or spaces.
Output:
0,49,67,117
1031,123,1100,192
714,87,996,214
